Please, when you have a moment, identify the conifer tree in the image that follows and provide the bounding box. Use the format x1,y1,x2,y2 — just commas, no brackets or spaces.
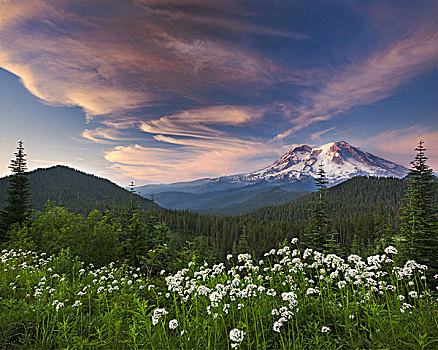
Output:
399,141,438,276
374,213,396,254
324,232,343,256
306,163,331,251
0,141,30,241
236,226,250,254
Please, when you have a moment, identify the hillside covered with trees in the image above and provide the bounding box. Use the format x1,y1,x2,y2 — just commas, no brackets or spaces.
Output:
0,141,437,349
0,165,153,215
1,162,437,261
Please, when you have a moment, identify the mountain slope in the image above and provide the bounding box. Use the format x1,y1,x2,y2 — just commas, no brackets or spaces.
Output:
147,181,312,211
158,176,438,259
246,176,419,222
201,188,309,215
137,141,409,212
0,165,153,215
242,141,408,186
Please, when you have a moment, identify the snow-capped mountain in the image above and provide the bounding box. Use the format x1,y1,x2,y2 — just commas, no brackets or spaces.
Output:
234,141,409,186
137,141,409,197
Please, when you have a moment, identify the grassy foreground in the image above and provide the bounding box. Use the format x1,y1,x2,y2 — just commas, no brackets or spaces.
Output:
1,241,437,349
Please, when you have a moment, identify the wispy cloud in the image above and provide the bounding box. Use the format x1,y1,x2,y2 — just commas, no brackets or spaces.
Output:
276,18,438,140
135,0,307,39
367,125,438,171
82,128,131,144
140,105,264,139
81,117,142,143
104,140,278,183
0,0,300,121
310,127,336,141
1,1,437,182
104,105,278,182
369,125,438,156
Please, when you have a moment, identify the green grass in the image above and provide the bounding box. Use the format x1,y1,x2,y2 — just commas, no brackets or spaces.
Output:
1,242,437,349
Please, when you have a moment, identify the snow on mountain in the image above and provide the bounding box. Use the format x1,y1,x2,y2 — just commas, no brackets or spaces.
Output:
137,141,409,196
236,141,409,185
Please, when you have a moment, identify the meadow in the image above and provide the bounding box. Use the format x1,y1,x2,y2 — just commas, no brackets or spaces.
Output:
1,240,437,349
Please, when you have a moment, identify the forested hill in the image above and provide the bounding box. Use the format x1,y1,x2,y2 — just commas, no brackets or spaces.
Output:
1,167,436,260
0,165,153,215
247,176,409,222
159,176,438,259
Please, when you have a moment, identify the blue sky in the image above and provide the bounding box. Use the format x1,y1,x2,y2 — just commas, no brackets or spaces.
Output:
0,0,437,185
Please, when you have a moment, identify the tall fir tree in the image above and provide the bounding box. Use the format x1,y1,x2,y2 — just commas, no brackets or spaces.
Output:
233,225,250,255
306,163,331,251
399,140,438,277
373,213,396,254
0,141,31,242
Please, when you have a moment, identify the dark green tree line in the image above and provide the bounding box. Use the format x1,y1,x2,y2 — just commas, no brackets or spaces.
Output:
399,141,438,277
306,163,330,251
0,141,30,242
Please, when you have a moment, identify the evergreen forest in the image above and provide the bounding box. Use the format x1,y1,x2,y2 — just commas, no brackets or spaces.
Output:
0,140,437,348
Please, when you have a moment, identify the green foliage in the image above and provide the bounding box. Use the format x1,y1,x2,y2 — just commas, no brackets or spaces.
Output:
159,209,298,261
0,141,30,240
2,160,435,263
247,176,437,255
232,226,250,255
7,203,121,266
306,163,331,251
399,141,438,277
204,188,309,215
157,176,429,262
0,165,153,215
1,244,437,348
5,199,179,271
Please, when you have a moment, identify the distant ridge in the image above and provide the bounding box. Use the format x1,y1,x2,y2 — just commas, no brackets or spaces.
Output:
229,140,409,186
136,141,409,212
0,165,153,215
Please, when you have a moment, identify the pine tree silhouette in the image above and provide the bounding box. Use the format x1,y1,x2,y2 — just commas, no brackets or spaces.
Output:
0,141,30,241
399,140,438,278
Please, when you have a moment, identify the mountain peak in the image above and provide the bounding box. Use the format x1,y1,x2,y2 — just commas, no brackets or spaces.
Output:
291,144,312,153
249,140,409,185
136,141,410,199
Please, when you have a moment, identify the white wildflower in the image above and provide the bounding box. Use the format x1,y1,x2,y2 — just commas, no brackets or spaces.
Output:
273,320,282,332
409,291,418,298
229,328,245,343
266,289,276,296
384,246,398,255
169,319,178,329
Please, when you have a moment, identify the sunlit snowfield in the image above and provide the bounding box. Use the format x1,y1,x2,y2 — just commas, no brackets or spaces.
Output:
1,241,437,349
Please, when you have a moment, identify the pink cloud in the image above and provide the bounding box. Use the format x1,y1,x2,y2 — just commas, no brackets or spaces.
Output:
276,18,438,140
0,0,297,121
367,125,438,171
135,0,306,39
81,128,133,144
102,105,285,182
104,140,279,183
139,105,264,139
310,127,336,141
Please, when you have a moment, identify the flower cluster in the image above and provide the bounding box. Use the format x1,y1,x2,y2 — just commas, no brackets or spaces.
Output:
150,240,433,337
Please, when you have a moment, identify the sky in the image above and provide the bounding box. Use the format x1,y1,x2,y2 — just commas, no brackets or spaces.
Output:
0,0,437,186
